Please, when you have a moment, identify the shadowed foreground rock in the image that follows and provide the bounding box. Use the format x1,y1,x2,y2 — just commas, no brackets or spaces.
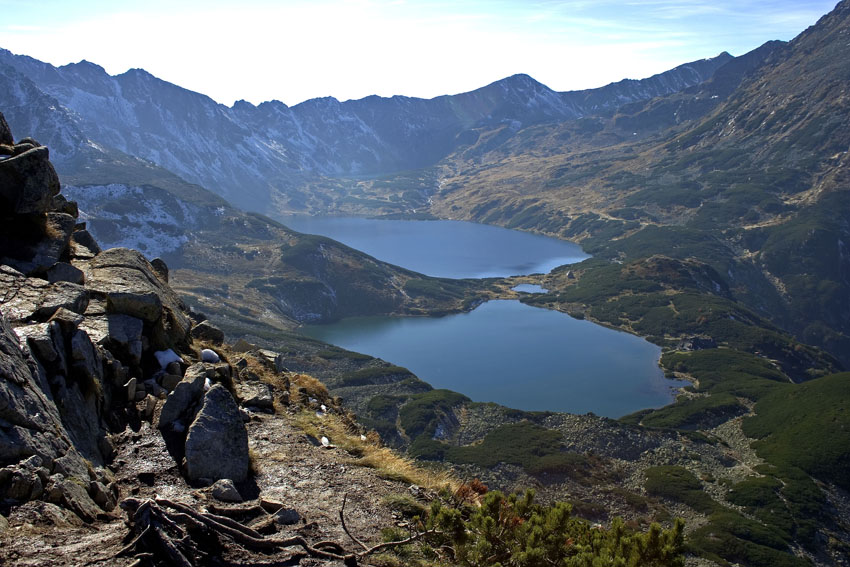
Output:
184,384,249,483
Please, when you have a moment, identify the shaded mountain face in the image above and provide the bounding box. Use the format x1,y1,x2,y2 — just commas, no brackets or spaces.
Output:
0,47,730,212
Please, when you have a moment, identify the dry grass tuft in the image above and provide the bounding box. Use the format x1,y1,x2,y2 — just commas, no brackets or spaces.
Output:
292,409,459,494
291,373,330,401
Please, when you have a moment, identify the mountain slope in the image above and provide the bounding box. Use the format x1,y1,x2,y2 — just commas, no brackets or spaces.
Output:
0,48,730,212
424,0,850,367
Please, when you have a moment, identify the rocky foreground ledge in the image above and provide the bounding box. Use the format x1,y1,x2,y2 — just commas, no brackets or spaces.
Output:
0,112,432,565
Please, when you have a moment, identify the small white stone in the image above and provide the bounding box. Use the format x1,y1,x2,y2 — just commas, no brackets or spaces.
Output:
200,348,220,363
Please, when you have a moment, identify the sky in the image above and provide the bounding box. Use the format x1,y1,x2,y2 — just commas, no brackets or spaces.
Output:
0,0,839,107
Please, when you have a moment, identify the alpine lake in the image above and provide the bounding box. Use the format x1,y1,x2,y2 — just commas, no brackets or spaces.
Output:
283,216,683,418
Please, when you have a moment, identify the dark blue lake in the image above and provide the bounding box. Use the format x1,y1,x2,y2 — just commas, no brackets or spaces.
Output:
303,300,680,418
278,216,588,278
288,216,680,417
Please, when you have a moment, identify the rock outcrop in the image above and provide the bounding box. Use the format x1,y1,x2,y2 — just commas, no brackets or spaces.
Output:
0,112,250,522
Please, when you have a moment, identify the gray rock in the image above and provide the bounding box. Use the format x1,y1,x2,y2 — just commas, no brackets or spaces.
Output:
89,480,116,511
211,478,243,502
273,508,301,525
47,262,85,285
160,373,182,391
0,146,60,215
53,450,91,480
190,320,224,345
256,349,287,373
184,384,250,483
0,513,8,534
70,229,100,259
69,328,103,383
157,363,207,429
37,281,89,319
80,313,144,366
0,313,77,470
87,248,191,349
237,381,274,411
46,476,103,523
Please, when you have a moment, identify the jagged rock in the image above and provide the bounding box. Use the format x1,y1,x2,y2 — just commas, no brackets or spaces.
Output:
52,194,78,217
190,320,224,345
47,262,85,285
0,111,12,145
86,248,191,349
157,363,207,429
37,281,89,319
46,474,103,523
52,450,91,481
184,384,249,483
89,480,116,511
0,514,7,534
0,266,87,323
0,313,78,471
48,307,84,332
236,381,274,411
255,349,287,373
69,229,100,259
70,328,102,383
211,478,242,502
79,313,144,366
10,212,78,275
0,146,60,215
0,455,46,501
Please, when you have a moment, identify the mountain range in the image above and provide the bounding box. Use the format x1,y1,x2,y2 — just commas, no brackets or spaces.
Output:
2,1,850,565
0,46,733,211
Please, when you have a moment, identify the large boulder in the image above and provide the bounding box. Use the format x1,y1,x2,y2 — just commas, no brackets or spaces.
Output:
184,385,249,483
157,363,208,430
85,248,191,349
0,146,60,215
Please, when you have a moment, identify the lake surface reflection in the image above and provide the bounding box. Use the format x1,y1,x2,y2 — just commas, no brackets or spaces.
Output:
302,300,680,417
278,216,588,279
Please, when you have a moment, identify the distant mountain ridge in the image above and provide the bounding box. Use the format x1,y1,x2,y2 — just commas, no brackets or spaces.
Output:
0,47,732,210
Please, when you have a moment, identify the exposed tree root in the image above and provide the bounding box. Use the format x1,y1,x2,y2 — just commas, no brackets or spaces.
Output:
118,496,439,566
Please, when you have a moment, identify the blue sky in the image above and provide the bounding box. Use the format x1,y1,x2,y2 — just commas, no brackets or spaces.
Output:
0,0,838,106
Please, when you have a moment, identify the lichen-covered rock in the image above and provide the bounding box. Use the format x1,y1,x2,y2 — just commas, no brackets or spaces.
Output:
184,384,249,483
0,266,88,323
86,248,191,349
